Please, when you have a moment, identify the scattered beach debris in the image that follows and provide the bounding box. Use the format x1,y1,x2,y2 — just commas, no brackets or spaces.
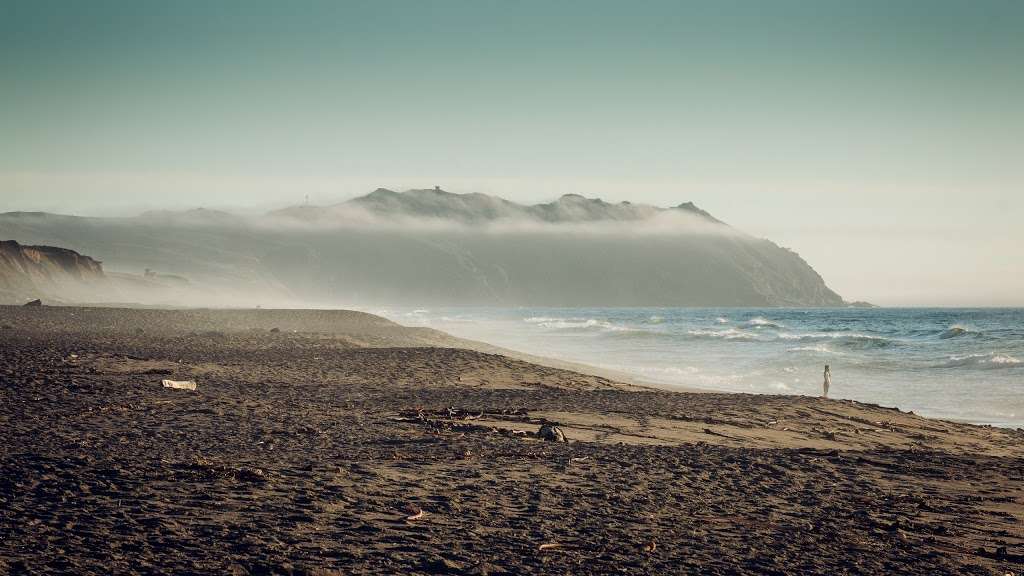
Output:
538,423,567,442
977,545,1024,562
395,407,548,440
643,541,658,553
162,379,197,391
538,543,563,551
172,458,266,483
144,367,174,375
234,467,266,482
405,507,426,521
420,557,463,573
23,298,42,307
397,409,576,443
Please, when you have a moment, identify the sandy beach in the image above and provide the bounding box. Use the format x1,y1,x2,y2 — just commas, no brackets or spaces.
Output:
1,305,1022,575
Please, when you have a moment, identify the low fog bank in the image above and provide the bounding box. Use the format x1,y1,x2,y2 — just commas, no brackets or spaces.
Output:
260,206,738,238
0,190,844,308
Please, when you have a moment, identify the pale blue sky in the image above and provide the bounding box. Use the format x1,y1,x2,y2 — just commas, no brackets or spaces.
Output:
1,0,1022,305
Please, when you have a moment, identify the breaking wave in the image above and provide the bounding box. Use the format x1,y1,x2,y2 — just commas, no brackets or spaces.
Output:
525,316,576,325
777,332,896,349
939,325,975,339
686,328,762,341
787,344,843,355
937,353,1021,369
683,327,895,348
745,317,782,329
524,317,610,330
523,316,645,334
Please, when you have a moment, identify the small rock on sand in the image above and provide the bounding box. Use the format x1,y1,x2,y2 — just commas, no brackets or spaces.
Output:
538,423,567,442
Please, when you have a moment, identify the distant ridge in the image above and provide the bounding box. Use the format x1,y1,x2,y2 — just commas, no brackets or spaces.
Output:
272,188,724,225
0,189,847,307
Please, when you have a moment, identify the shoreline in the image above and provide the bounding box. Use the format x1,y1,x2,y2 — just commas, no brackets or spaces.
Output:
0,302,1011,421
3,303,1018,427
2,304,1023,574
374,306,1024,429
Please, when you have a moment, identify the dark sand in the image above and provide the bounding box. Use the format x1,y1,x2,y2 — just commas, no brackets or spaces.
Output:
1,306,1022,575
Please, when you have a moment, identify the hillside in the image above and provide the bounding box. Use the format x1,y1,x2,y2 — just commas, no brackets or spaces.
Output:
0,190,845,307
272,188,724,225
0,240,106,304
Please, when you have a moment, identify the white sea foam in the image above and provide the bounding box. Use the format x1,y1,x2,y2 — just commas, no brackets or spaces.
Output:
524,316,566,323
941,353,1021,369
745,317,782,328
687,328,761,341
777,331,882,341
787,344,843,355
524,316,640,333
776,332,894,349
613,365,701,376
438,316,476,323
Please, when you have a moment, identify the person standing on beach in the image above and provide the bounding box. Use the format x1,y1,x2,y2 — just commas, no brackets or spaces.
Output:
822,364,831,398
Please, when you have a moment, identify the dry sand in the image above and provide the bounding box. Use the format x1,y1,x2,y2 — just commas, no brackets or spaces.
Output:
1,305,1022,575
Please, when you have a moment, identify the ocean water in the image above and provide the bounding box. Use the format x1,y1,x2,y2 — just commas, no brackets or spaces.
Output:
375,307,1024,428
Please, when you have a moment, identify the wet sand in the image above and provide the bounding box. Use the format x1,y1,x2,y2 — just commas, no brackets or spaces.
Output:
1,306,1022,575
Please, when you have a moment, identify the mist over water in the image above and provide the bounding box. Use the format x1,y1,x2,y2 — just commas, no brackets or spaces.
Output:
377,307,1024,428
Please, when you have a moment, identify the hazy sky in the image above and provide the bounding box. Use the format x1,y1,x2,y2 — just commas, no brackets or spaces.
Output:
1,0,1022,306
